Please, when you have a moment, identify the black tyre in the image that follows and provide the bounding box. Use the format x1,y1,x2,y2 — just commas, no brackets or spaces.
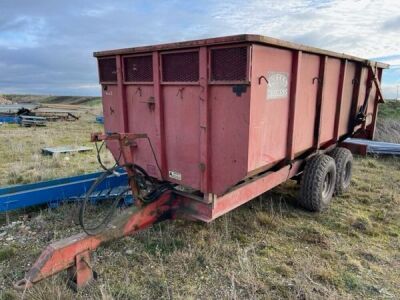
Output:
328,147,353,195
299,154,336,212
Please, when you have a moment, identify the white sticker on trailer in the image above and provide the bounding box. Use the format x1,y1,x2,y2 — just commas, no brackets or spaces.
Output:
266,72,289,100
168,170,182,181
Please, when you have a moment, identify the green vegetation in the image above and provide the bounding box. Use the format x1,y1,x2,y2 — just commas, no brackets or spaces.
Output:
0,246,15,262
375,100,400,143
378,100,400,120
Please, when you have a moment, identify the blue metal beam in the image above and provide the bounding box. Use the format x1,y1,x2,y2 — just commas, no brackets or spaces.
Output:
346,138,400,156
0,169,128,212
0,116,20,124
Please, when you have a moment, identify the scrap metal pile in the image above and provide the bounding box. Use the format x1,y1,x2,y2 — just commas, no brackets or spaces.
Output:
0,102,84,126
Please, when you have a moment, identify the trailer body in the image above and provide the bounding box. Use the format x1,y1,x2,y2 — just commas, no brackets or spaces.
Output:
16,35,387,290
94,34,387,197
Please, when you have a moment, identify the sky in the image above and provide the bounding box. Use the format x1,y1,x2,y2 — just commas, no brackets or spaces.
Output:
0,0,399,98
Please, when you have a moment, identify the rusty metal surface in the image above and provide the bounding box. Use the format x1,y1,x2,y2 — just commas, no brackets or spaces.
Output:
179,159,303,222
339,141,368,156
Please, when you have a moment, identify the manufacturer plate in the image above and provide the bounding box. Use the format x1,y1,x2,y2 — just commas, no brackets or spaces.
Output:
266,72,289,100
168,170,182,181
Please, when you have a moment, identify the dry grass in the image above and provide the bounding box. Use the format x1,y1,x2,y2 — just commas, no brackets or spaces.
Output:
375,118,400,144
0,109,113,186
0,157,398,299
0,102,399,299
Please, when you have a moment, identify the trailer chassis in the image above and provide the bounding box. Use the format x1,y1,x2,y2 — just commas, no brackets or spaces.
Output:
14,132,308,290
14,126,372,291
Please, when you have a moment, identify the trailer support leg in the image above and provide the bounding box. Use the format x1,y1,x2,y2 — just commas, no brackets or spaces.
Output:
67,250,96,290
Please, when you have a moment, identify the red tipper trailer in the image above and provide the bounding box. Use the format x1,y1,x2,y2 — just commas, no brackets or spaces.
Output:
16,34,388,290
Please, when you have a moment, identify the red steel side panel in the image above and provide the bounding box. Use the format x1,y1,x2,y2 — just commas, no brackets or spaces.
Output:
209,85,250,195
152,52,167,179
199,47,210,193
248,45,292,170
357,67,368,109
320,58,341,144
125,85,161,178
162,85,201,189
292,53,320,155
212,160,302,220
338,62,356,136
102,85,124,158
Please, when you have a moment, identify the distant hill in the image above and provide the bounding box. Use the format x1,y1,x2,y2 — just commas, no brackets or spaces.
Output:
0,95,12,104
1,94,101,106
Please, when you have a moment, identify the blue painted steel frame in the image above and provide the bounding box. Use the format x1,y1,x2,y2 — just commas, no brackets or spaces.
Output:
346,138,400,156
0,169,128,212
0,116,20,124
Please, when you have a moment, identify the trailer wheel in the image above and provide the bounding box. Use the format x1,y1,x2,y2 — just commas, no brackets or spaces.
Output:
328,147,353,195
299,154,336,212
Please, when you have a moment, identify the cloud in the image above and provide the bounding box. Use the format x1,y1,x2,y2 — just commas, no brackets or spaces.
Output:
211,0,400,58
381,84,400,100
373,55,400,68
0,0,399,97
382,15,400,31
0,16,47,49
81,5,116,17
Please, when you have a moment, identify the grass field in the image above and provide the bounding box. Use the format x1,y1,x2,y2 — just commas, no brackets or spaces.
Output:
0,99,399,299
0,109,112,187
378,100,400,120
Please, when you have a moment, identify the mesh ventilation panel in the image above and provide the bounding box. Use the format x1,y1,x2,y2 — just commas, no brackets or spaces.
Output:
124,55,153,82
99,57,117,82
162,51,199,82
211,47,248,81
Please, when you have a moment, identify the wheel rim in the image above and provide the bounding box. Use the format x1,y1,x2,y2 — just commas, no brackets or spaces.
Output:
343,161,352,186
322,171,333,199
